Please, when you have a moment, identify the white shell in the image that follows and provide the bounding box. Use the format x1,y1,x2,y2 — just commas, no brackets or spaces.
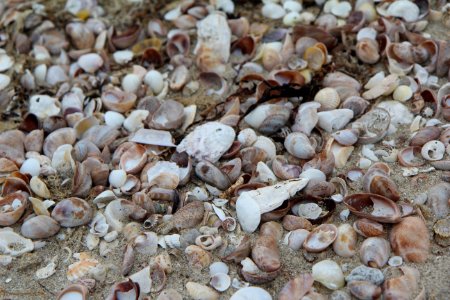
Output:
29,95,61,119
332,224,357,257
109,169,127,188
236,178,309,232
104,111,125,128
317,109,354,133
122,74,142,94
0,229,34,257
284,1,303,12
77,53,104,73
285,229,309,251
377,101,413,127
123,109,149,132
312,259,345,290
292,102,320,136
314,87,340,111
144,70,164,95
89,212,109,237
357,27,377,41
0,53,14,72
30,176,51,198
164,234,181,249
262,3,286,19
285,132,315,159
51,144,76,176
386,0,420,22
237,128,257,147
0,74,11,91
113,50,133,65
331,1,352,18
283,11,301,26
130,128,175,147
244,104,290,130
85,233,100,250
146,161,180,189
210,273,231,292
209,261,229,276
254,161,277,184
253,136,276,159
295,203,322,219
230,287,272,300
20,158,41,176
177,122,235,163
129,266,151,294
36,260,57,279
34,64,47,84
364,71,385,89
421,140,445,161
393,85,413,102
134,232,158,255
300,168,326,182
388,256,403,267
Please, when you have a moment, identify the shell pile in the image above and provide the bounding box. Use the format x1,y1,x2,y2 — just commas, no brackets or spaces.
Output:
0,0,449,299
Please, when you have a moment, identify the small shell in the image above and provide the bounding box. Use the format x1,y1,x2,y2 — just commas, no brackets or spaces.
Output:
348,281,382,300
356,38,380,64
303,224,338,252
421,140,445,161
185,245,212,270
433,217,450,247
134,232,158,255
390,216,429,262
29,95,61,119
195,234,223,251
317,109,354,133
67,253,99,282
262,3,286,19
284,132,315,159
332,224,357,258
332,129,359,146
312,260,345,290
353,218,384,237
279,274,313,300
285,229,309,251
230,287,272,300
77,53,103,73
410,126,441,146
393,85,413,102
343,193,401,223
119,144,147,174
360,237,390,268
21,215,60,239
314,87,340,111
186,282,219,300
57,284,88,300
244,104,291,134
209,261,229,276
0,191,28,226
51,198,93,227
210,273,231,292
101,87,137,113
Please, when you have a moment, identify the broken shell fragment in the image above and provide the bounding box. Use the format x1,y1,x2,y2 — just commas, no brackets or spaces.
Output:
0,191,28,226
360,237,390,268
0,229,34,257
343,193,402,223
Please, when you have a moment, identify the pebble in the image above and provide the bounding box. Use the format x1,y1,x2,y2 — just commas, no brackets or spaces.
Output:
345,265,384,285
388,256,403,267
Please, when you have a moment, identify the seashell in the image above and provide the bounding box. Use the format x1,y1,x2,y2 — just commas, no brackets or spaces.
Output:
77,53,103,73
240,147,267,173
149,99,185,130
303,224,338,252
144,70,164,95
157,201,205,234
348,281,382,300
2,176,30,196
272,155,302,180
195,235,223,251
89,212,109,237
393,85,413,102
390,216,429,262
386,0,420,22
362,164,400,201
43,127,76,158
312,260,345,290
113,50,133,65
244,104,292,134
177,122,235,163
356,38,380,65
134,232,158,255
353,218,384,237
146,161,180,189
195,13,231,74
0,130,25,165
51,198,93,227
262,3,285,19
343,193,401,223
185,245,212,270
21,215,60,239
210,273,231,292
67,252,99,282
236,178,309,232
195,160,231,190
341,96,369,118
332,224,357,258
111,25,141,49
303,44,326,71
0,73,10,91
252,236,280,273
332,129,359,146
157,289,183,300
107,279,140,299
0,191,28,226
230,287,272,300
410,126,441,146
352,108,390,144
383,266,420,300
29,95,61,120
282,215,313,231
360,237,390,268
186,282,219,300
0,229,34,257
127,266,151,294
119,143,147,174
237,128,257,147
129,128,175,147
108,169,126,188
284,132,315,159
388,256,403,267
285,229,309,251
20,158,40,177
346,265,385,285
292,102,320,136
101,87,136,113
397,146,425,167
279,274,314,300
433,217,450,247
325,139,354,169
209,261,229,277
105,199,146,232
57,284,88,300
421,140,445,161
24,130,44,153
317,109,354,133
362,74,399,100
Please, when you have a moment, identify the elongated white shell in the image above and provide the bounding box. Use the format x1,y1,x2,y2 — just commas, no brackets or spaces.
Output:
177,122,235,163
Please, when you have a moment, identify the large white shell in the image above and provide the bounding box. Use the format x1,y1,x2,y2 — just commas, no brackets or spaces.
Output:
186,282,219,300
312,259,345,290
386,0,420,22
129,266,151,294
236,178,309,232
147,161,180,189
0,74,11,91
262,3,286,19
0,229,34,257
77,53,104,73
230,287,272,300
376,101,413,127
317,109,354,133
210,273,231,292
177,122,235,163
29,95,61,119
130,128,176,147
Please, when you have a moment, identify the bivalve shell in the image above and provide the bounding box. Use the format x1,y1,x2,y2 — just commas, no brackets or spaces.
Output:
51,198,93,227
303,224,338,252
332,224,357,257
0,229,34,257
359,237,390,268
390,216,429,262
21,215,60,239
312,260,345,290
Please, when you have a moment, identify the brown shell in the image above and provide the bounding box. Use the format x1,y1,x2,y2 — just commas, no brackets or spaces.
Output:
343,193,401,223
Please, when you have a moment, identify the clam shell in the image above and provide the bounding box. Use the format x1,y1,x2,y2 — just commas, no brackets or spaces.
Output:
185,245,212,270
332,224,357,257
284,132,315,159
210,273,231,292
252,235,280,273
383,266,420,300
314,87,340,111
51,197,93,227
177,122,235,163
279,274,313,300
317,109,354,133
390,216,429,263
21,215,60,239
230,287,272,300
353,218,384,237
57,284,88,300
0,191,28,226
348,280,382,300
312,259,345,290
343,193,401,223
244,104,291,134
360,237,390,268
303,224,338,252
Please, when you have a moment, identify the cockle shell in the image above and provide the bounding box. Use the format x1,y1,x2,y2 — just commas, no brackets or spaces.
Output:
236,178,309,232
0,229,34,257
177,122,235,163
312,260,345,290
390,216,429,262
51,198,93,227
314,87,340,111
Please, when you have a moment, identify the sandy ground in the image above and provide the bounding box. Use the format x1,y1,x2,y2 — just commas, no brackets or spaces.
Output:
1,0,450,299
